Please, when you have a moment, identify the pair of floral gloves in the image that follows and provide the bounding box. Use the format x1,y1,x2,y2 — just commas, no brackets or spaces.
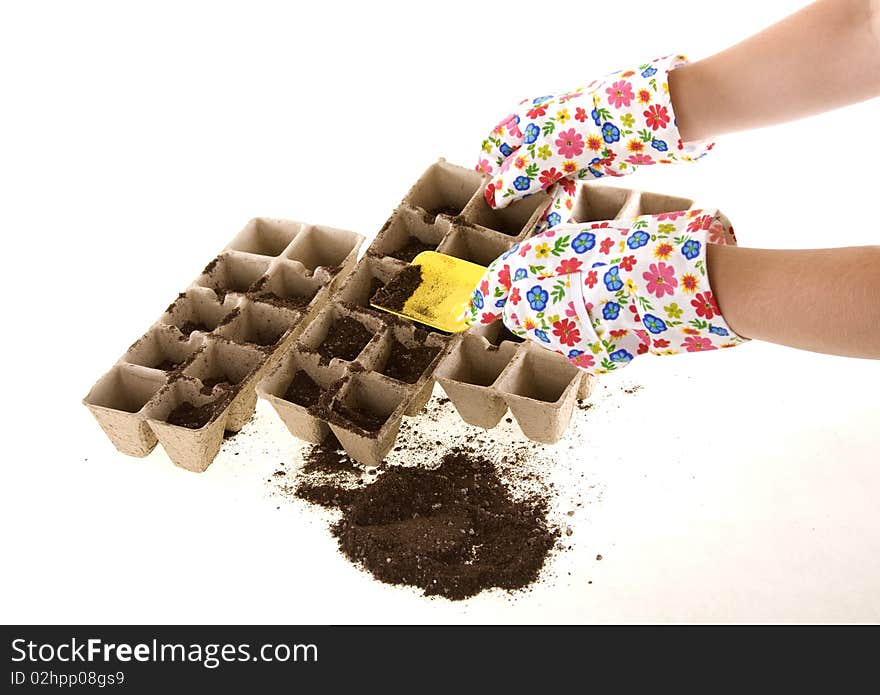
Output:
466,55,748,374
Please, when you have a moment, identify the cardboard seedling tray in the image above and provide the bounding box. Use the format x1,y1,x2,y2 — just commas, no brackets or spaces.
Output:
87,159,703,470
257,159,704,463
84,218,364,472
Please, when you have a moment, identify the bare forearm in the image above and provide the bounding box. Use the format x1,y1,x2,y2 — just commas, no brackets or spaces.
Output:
707,244,880,359
670,0,880,141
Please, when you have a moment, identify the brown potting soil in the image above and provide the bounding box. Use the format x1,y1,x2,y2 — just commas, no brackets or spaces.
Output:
301,434,361,475
296,483,362,509
370,265,423,313
317,317,373,363
297,447,557,601
252,291,312,312
388,238,435,263
154,359,184,372
367,277,386,302
166,397,227,429
381,342,440,384
283,371,324,408
331,400,387,434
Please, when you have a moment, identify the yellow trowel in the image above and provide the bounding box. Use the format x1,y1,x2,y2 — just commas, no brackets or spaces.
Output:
370,251,486,333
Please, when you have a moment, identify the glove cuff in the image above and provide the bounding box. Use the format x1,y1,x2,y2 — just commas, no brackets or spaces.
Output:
611,210,748,361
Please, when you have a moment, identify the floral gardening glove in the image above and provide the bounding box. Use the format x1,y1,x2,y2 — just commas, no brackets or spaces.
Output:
465,209,748,374
477,55,713,229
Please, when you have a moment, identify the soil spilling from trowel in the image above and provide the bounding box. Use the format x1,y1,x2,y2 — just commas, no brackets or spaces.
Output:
370,265,423,313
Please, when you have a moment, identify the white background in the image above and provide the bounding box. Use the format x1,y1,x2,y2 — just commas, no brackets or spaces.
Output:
1,0,878,623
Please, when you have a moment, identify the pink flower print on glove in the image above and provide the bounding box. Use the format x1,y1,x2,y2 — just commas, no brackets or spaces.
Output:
465,209,748,375
477,55,714,231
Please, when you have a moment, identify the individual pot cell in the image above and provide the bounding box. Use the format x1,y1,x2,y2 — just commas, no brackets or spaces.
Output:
161,288,241,338
285,224,362,273
83,364,167,456
257,350,344,444
434,335,519,428
436,224,512,268
194,252,272,299
181,338,267,432
215,300,301,349
297,303,385,366
326,372,409,467
368,207,449,263
145,378,231,472
494,345,582,444
372,324,448,415
403,160,484,220
632,190,694,216
373,328,445,385
250,260,325,313
469,320,526,347
335,255,408,311
461,187,551,238
123,325,206,373
225,218,305,257
570,184,637,223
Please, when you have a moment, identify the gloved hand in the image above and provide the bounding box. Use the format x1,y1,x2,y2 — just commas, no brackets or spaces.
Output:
465,209,748,374
477,55,713,229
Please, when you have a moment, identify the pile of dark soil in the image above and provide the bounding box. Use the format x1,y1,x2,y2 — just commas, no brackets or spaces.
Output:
301,434,361,475
388,238,435,263
317,317,373,363
294,435,365,507
371,265,423,313
293,442,557,601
